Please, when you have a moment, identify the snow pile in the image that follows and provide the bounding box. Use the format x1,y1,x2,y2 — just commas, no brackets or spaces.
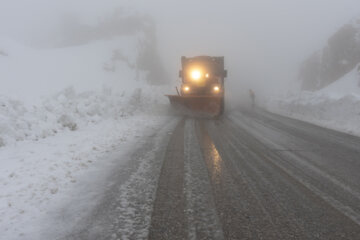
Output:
0,111,172,240
267,64,360,136
0,35,170,148
0,86,167,147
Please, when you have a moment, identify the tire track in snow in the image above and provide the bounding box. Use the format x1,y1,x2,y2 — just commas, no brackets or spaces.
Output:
148,119,187,240
183,119,224,240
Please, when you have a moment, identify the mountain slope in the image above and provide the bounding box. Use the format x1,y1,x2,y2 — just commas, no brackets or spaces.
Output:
299,17,360,90
268,63,360,136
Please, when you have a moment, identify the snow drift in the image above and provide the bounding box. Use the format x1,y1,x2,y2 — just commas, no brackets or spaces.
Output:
0,34,168,148
0,86,167,147
268,16,360,137
267,64,360,136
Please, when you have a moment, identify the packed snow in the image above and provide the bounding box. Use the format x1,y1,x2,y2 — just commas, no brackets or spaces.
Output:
267,63,360,136
0,28,171,239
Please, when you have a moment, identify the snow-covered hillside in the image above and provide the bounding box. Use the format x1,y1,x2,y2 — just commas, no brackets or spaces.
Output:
299,17,360,91
267,64,360,136
0,35,147,102
318,64,360,96
0,21,171,239
0,35,170,146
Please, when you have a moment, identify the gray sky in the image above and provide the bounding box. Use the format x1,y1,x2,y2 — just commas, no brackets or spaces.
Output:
1,0,360,99
134,0,360,99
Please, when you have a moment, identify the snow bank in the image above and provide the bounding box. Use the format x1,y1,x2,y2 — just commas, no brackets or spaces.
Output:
0,86,168,147
0,110,172,240
0,34,170,148
267,64,360,136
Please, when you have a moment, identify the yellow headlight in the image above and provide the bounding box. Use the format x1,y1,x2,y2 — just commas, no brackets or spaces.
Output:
191,70,202,80
213,86,220,92
205,73,210,78
184,86,190,92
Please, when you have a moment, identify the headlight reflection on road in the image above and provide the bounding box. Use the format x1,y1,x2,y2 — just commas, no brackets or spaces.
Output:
209,141,222,177
200,123,223,184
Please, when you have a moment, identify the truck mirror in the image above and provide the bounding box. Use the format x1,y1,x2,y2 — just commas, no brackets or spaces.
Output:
179,70,183,78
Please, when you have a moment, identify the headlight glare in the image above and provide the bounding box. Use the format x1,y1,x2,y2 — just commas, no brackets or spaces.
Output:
191,70,202,80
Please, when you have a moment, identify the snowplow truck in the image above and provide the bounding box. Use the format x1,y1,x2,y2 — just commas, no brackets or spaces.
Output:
166,56,227,116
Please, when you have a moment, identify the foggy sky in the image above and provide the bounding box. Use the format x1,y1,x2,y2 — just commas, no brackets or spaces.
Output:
1,0,360,102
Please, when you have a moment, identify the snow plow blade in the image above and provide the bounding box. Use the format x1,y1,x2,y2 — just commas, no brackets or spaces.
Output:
166,95,224,117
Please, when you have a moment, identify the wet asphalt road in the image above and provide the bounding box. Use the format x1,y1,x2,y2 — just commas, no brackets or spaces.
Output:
68,110,360,240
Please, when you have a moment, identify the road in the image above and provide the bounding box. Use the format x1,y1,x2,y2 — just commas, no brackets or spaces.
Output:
67,109,360,240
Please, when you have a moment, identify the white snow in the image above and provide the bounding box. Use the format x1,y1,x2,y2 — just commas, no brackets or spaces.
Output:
0,30,171,239
267,63,360,136
0,112,170,240
0,36,145,104
318,65,360,97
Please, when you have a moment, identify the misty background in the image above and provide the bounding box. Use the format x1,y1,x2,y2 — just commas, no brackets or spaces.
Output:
2,2,360,238
1,0,360,104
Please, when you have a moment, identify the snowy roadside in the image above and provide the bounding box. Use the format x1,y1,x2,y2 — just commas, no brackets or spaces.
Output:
266,93,360,137
266,65,360,137
0,78,173,239
0,9,175,239
0,108,172,240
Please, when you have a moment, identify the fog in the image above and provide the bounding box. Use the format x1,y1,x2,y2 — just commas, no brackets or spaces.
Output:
1,0,359,104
